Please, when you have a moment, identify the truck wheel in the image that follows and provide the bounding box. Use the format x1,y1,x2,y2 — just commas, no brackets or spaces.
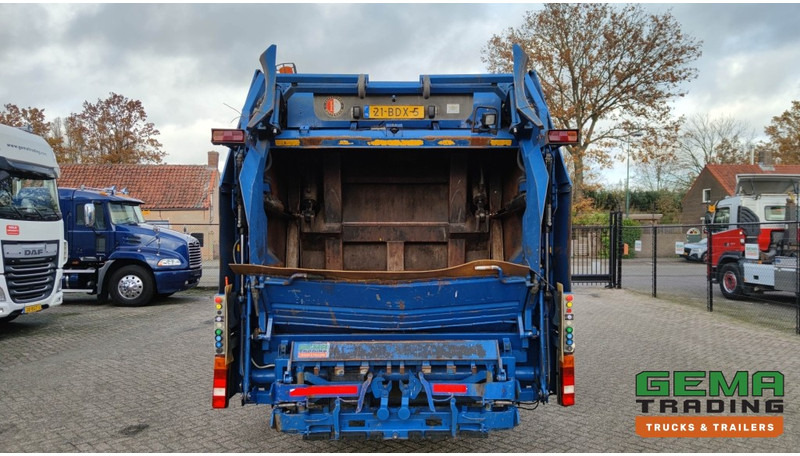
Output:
719,263,745,300
109,265,154,307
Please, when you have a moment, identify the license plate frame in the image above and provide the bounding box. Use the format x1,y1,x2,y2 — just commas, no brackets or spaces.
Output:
24,304,43,314
365,105,424,120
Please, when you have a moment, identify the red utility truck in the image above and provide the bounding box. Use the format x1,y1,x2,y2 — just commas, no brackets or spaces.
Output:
707,174,800,299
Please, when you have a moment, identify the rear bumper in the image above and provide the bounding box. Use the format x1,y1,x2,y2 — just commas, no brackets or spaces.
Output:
257,339,534,438
154,267,202,294
272,403,519,440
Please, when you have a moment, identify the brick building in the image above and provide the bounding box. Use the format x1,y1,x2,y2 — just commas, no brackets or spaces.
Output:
59,152,221,260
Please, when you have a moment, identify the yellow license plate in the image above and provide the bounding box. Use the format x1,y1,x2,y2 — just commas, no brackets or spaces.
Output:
24,304,43,314
365,105,424,119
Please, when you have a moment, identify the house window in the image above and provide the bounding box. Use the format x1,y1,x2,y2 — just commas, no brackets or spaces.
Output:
702,188,711,203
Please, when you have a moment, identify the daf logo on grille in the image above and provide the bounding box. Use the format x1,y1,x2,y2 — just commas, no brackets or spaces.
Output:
3,243,57,259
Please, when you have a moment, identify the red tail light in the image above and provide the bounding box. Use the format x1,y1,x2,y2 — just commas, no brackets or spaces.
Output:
212,356,228,408
546,129,580,146
211,129,246,146
289,385,359,398
560,354,575,406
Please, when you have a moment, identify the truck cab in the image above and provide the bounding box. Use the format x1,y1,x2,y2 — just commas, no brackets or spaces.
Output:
0,123,68,323
59,187,202,306
708,174,800,299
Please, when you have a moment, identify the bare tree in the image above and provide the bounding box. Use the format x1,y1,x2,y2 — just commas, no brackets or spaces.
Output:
633,121,685,192
675,113,756,188
482,4,702,202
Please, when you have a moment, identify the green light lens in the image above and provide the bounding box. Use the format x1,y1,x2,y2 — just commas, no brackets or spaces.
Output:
566,327,573,333
215,329,223,336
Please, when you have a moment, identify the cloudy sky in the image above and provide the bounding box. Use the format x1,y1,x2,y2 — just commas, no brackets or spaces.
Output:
2,3,800,181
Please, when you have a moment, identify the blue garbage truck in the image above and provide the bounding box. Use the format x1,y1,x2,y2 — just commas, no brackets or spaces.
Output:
59,187,202,306
211,44,577,439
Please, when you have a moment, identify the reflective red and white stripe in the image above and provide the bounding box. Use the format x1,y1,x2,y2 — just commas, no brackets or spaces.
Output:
289,384,360,398
432,383,468,395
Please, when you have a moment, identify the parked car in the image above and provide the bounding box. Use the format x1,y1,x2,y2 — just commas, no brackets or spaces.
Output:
682,237,708,262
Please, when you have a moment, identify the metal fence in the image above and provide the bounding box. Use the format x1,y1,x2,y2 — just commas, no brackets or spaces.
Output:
576,220,800,335
571,212,622,288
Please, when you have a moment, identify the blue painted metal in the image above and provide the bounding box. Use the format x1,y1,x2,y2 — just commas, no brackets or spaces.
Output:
216,43,573,439
248,45,278,130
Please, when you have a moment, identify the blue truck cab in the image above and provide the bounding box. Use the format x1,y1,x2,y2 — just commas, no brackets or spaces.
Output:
59,187,202,306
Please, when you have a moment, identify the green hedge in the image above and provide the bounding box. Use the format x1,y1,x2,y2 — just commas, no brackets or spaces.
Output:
574,212,642,259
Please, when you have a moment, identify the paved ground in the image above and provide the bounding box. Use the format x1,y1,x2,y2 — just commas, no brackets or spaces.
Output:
199,260,219,289
2,281,798,452
621,257,800,334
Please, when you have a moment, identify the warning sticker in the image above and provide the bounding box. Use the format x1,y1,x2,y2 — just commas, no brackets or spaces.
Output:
296,342,331,359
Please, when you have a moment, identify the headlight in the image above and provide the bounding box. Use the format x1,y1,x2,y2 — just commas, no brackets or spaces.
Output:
61,240,69,266
157,258,182,267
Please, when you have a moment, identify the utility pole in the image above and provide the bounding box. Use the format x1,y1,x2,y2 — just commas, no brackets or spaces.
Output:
625,131,644,218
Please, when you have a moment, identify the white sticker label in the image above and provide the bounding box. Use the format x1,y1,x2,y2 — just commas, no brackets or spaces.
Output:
675,242,685,255
634,240,642,252
446,104,460,114
745,243,759,260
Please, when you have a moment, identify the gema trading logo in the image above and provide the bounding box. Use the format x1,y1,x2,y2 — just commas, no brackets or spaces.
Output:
635,370,784,438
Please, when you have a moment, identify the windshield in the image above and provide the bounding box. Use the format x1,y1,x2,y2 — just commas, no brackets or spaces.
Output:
108,202,146,225
0,170,61,221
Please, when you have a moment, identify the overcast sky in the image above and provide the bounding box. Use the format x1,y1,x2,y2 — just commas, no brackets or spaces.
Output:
2,3,800,181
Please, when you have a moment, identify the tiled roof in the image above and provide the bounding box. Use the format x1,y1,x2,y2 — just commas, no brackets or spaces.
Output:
59,164,219,210
706,164,800,196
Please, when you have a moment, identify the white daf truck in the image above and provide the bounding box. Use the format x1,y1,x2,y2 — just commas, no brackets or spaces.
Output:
0,123,67,323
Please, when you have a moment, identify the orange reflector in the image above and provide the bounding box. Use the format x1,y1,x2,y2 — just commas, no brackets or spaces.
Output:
432,384,468,395
289,385,359,398
211,129,246,146
560,354,575,406
546,129,580,145
212,355,228,408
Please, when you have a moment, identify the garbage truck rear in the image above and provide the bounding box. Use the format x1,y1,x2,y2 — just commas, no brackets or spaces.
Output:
210,44,577,439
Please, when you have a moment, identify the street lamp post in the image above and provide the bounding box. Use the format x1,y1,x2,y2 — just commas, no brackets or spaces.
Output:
625,132,644,219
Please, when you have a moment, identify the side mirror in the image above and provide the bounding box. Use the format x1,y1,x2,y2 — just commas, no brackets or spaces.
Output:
84,203,95,227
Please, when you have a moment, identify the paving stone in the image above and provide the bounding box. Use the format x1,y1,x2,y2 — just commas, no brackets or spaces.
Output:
1,287,798,452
